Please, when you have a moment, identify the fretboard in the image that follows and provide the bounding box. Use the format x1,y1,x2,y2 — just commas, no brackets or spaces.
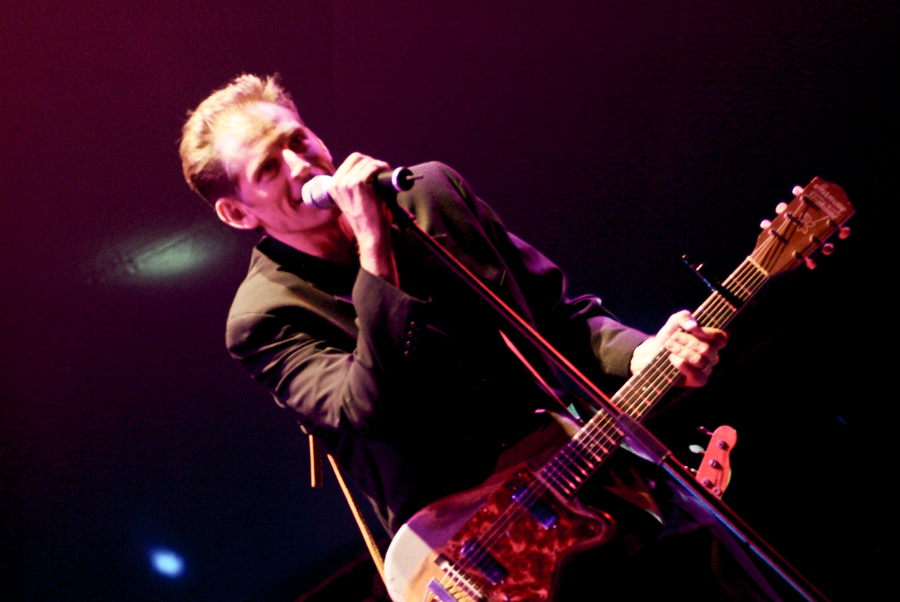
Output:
538,257,770,500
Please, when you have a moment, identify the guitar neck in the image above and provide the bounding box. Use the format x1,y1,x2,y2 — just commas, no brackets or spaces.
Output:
538,257,767,500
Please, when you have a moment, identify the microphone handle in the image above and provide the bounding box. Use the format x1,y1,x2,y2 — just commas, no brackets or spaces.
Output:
375,167,415,193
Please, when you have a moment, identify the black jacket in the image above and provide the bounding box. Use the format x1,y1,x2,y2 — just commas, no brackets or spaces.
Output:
225,162,648,535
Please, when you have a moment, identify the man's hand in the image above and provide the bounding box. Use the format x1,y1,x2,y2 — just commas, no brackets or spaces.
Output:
329,153,399,286
630,310,728,387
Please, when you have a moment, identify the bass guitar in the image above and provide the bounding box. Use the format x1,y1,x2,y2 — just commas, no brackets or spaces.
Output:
384,178,854,602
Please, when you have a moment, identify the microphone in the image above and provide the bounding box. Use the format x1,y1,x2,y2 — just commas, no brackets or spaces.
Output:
301,167,417,209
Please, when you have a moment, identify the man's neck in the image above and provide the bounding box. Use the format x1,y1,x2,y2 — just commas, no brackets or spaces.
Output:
267,215,359,268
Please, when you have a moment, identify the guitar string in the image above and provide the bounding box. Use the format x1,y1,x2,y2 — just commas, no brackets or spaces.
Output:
450,272,749,583
552,258,767,482
512,246,777,506
456,250,777,578
447,226,790,592
566,231,784,443
437,556,486,602
606,212,797,426
527,200,831,566
435,209,801,592
540,254,770,495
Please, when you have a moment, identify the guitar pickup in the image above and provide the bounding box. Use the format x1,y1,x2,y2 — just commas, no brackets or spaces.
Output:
460,540,507,585
511,486,558,529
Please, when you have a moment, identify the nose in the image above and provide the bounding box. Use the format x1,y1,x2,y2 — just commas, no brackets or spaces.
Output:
281,148,308,181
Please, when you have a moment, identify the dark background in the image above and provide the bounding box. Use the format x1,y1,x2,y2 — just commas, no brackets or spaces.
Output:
1,1,893,600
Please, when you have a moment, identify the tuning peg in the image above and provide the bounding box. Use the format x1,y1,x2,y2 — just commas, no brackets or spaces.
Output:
821,242,835,256
700,476,722,496
697,426,713,436
688,444,706,455
775,202,788,215
791,185,805,196
839,226,851,240
805,257,817,270
759,219,772,230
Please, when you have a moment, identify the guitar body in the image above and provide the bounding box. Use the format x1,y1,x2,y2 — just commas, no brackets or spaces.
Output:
384,461,614,602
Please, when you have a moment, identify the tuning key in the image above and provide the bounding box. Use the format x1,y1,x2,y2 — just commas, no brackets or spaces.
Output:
791,185,805,196
697,426,713,436
759,219,772,230
775,202,788,215
805,257,817,270
839,226,851,240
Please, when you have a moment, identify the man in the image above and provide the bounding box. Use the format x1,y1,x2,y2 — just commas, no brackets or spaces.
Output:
180,74,729,594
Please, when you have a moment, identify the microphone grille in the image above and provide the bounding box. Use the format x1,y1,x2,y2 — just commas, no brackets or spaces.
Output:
301,175,333,208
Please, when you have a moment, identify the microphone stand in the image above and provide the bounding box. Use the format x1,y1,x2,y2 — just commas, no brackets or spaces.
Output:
383,181,830,602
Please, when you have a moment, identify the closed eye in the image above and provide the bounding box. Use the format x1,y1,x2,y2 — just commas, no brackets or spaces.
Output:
288,133,310,154
256,158,279,181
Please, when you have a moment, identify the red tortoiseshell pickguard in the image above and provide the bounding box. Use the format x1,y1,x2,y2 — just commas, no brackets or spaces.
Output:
435,469,614,601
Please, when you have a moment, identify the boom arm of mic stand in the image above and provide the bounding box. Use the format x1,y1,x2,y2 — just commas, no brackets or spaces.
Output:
385,192,831,602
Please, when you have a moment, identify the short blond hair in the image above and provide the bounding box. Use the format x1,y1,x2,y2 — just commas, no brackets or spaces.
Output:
179,74,298,205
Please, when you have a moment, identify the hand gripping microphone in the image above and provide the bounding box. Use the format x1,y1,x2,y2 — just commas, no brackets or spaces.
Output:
301,167,417,209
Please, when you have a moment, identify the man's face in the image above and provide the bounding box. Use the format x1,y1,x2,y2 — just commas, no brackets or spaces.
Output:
215,102,338,239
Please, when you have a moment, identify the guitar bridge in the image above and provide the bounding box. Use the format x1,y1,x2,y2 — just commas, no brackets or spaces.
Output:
425,577,465,602
433,554,485,601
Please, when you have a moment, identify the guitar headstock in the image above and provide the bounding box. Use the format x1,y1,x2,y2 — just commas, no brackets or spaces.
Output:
752,177,854,277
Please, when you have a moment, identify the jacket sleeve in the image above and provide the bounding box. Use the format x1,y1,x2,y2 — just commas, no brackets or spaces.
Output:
226,265,430,438
507,232,649,379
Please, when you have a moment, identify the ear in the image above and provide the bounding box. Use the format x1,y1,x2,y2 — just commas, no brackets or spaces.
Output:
215,197,260,230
